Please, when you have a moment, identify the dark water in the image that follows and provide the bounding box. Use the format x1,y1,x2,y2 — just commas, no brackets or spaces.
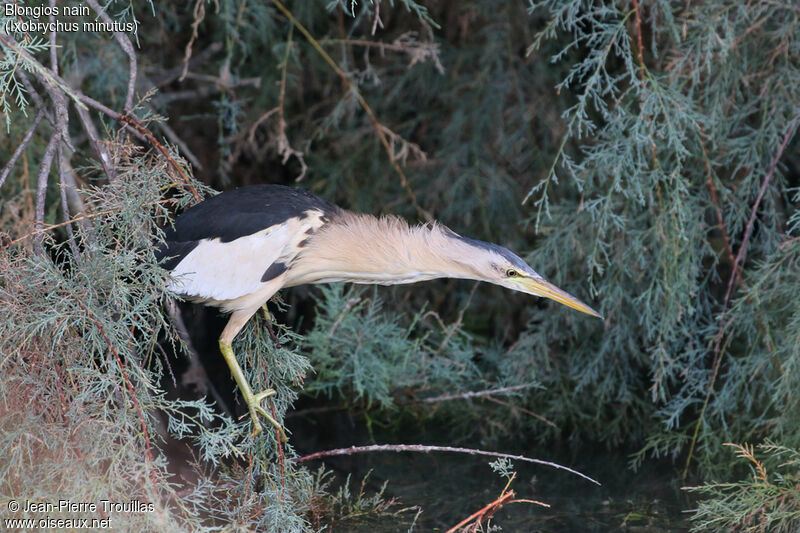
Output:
289,407,691,532
161,305,691,531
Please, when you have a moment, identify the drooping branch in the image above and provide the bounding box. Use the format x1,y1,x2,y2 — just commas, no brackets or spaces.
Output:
683,113,800,478
293,443,600,485
0,33,201,203
85,0,138,112
271,0,431,222
0,110,44,189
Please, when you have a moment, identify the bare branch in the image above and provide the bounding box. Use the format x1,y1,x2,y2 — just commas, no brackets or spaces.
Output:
723,113,800,309
73,103,116,181
272,0,432,222
85,0,138,112
684,113,800,478
57,143,80,259
48,1,59,74
419,383,536,403
0,110,44,189
293,444,600,485
153,76,260,106
151,42,222,88
179,0,213,82
17,69,46,112
154,120,203,171
34,133,59,241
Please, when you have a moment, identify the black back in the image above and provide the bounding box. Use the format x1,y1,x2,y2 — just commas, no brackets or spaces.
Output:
156,184,339,270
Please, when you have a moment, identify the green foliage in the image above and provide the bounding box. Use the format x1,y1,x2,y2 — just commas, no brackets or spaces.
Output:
685,442,800,531
308,468,420,531
302,284,486,408
2,0,800,529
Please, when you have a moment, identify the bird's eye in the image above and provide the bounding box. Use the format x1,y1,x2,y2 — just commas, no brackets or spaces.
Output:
505,269,517,277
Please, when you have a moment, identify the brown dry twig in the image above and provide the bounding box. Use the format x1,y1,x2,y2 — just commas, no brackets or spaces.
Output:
445,472,549,533
483,395,558,429
320,33,444,74
68,293,161,514
446,490,515,533
271,0,431,222
0,32,201,204
179,0,219,82
683,113,800,478
1,198,174,250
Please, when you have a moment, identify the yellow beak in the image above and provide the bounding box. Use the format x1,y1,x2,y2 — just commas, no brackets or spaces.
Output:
519,276,602,318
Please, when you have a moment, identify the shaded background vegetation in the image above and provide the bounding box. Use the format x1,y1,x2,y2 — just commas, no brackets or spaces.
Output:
1,0,799,530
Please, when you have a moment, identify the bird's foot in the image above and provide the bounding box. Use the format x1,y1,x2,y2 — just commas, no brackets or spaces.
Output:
243,387,288,442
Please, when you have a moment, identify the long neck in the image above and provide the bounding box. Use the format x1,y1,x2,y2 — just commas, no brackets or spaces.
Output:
285,212,481,287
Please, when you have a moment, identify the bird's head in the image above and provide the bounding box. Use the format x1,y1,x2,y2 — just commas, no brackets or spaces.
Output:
449,234,602,319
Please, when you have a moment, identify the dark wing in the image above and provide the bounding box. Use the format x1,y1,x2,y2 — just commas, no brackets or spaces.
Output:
156,184,338,269
156,185,339,303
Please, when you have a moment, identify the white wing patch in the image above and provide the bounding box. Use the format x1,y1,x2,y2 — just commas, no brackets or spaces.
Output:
168,224,290,301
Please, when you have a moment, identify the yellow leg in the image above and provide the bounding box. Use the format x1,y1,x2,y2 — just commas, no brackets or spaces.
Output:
218,339,287,442
261,305,281,346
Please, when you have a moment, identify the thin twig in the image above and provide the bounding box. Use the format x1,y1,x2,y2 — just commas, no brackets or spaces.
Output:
328,297,363,337
85,0,137,112
269,402,286,492
723,114,800,310
701,139,736,270
271,0,431,221
277,26,307,181
74,103,116,181
699,128,776,357
632,0,645,85
153,77,261,106
2,198,173,249
151,42,223,88
254,340,287,490
155,120,203,171
683,114,800,478
446,490,515,533
483,395,558,429
34,134,59,244
318,38,426,53
0,110,44,189
293,444,600,485
179,0,208,82
118,116,201,202
419,383,536,403
57,143,80,259
435,283,478,355
17,69,46,112
69,294,160,510
48,1,59,74
446,470,549,532
778,236,800,249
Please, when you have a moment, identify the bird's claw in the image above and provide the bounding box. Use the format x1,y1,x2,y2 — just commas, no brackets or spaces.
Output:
254,389,276,402
245,388,288,442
